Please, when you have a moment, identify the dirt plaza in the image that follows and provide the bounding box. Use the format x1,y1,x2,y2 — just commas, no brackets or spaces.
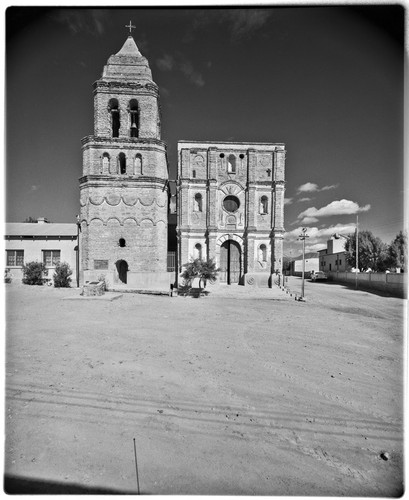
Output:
4,278,404,496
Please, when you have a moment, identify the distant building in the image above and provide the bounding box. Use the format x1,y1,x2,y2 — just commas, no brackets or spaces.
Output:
290,257,319,276
4,219,77,283
177,140,286,287
318,237,350,273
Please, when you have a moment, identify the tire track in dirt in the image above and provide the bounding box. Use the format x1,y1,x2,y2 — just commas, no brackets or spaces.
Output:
240,333,401,430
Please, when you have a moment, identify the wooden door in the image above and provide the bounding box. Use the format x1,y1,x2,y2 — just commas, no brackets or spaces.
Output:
229,241,241,284
220,242,228,282
219,240,241,284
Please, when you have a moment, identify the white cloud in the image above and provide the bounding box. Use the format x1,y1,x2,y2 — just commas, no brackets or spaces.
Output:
284,197,293,205
156,54,174,71
300,216,319,224
298,197,312,202
297,182,319,193
321,183,339,191
30,185,39,192
298,199,371,220
52,9,106,36
180,60,205,87
296,182,339,194
227,9,272,40
156,53,204,87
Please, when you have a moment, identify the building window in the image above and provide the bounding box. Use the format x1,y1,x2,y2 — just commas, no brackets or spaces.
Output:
108,98,120,137
43,250,61,267
223,195,240,213
7,250,24,267
260,195,268,214
192,169,196,179
259,244,267,262
194,243,202,260
129,99,139,138
134,154,142,175
119,238,126,248
194,193,203,212
227,154,236,173
102,153,110,174
118,153,126,174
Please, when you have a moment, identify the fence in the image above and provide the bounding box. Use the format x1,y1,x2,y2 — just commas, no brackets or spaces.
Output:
328,271,407,298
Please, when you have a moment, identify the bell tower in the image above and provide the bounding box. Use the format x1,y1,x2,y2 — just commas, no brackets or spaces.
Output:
79,31,170,289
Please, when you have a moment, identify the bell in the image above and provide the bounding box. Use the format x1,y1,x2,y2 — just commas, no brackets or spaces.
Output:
131,123,137,128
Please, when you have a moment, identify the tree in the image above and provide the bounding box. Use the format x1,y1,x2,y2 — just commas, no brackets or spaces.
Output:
180,258,219,296
345,230,388,272
387,231,407,272
53,262,72,288
22,261,48,285
24,216,37,223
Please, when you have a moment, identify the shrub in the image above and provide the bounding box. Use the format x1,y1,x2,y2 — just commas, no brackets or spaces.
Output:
53,262,72,288
22,261,48,285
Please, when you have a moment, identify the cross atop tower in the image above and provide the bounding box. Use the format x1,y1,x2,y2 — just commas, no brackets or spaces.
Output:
125,21,136,34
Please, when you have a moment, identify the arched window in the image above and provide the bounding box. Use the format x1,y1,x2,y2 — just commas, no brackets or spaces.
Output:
259,244,267,262
108,98,120,138
129,99,139,138
260,195,268,214
227,154,236,174
194,243,202,260
134,154,142,175
194,193,203,212
119,238,126,248
101,153,110,174
118,153,126,174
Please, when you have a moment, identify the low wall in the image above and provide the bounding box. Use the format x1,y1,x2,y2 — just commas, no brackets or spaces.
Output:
83,270,173,291
328,271,407,298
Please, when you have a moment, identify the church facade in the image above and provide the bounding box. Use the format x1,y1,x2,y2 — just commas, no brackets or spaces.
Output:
79,34,285,289
177,141,285,287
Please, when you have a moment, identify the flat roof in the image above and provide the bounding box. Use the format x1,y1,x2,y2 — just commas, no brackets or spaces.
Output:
178,140,285,150
5,223,77,237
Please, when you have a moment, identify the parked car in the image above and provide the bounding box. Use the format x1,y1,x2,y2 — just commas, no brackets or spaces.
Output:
310,271,327,281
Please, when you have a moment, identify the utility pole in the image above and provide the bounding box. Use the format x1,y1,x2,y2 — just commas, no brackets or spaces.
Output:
298,228,309,299
76,214,80,288
355,215,359,290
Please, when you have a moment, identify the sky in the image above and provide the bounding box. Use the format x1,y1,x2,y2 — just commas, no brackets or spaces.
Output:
5,5,405,256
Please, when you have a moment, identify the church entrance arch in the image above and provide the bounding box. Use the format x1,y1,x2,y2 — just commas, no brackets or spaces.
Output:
116,259,128,284
220,240,241,284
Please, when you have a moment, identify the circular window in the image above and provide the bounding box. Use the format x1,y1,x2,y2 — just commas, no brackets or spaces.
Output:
223,195,240,213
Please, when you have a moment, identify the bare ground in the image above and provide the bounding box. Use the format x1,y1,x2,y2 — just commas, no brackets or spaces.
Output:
4,278,404,495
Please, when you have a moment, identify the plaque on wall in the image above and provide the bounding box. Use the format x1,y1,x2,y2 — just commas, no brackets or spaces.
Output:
94,259,109,270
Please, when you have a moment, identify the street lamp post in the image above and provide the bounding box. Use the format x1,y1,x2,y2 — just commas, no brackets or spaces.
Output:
298,228,309,300
76,215,80,288
355,215,359,290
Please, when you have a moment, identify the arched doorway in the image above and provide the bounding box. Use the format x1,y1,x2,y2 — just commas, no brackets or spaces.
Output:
116,259,128,284
220,240,241,284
